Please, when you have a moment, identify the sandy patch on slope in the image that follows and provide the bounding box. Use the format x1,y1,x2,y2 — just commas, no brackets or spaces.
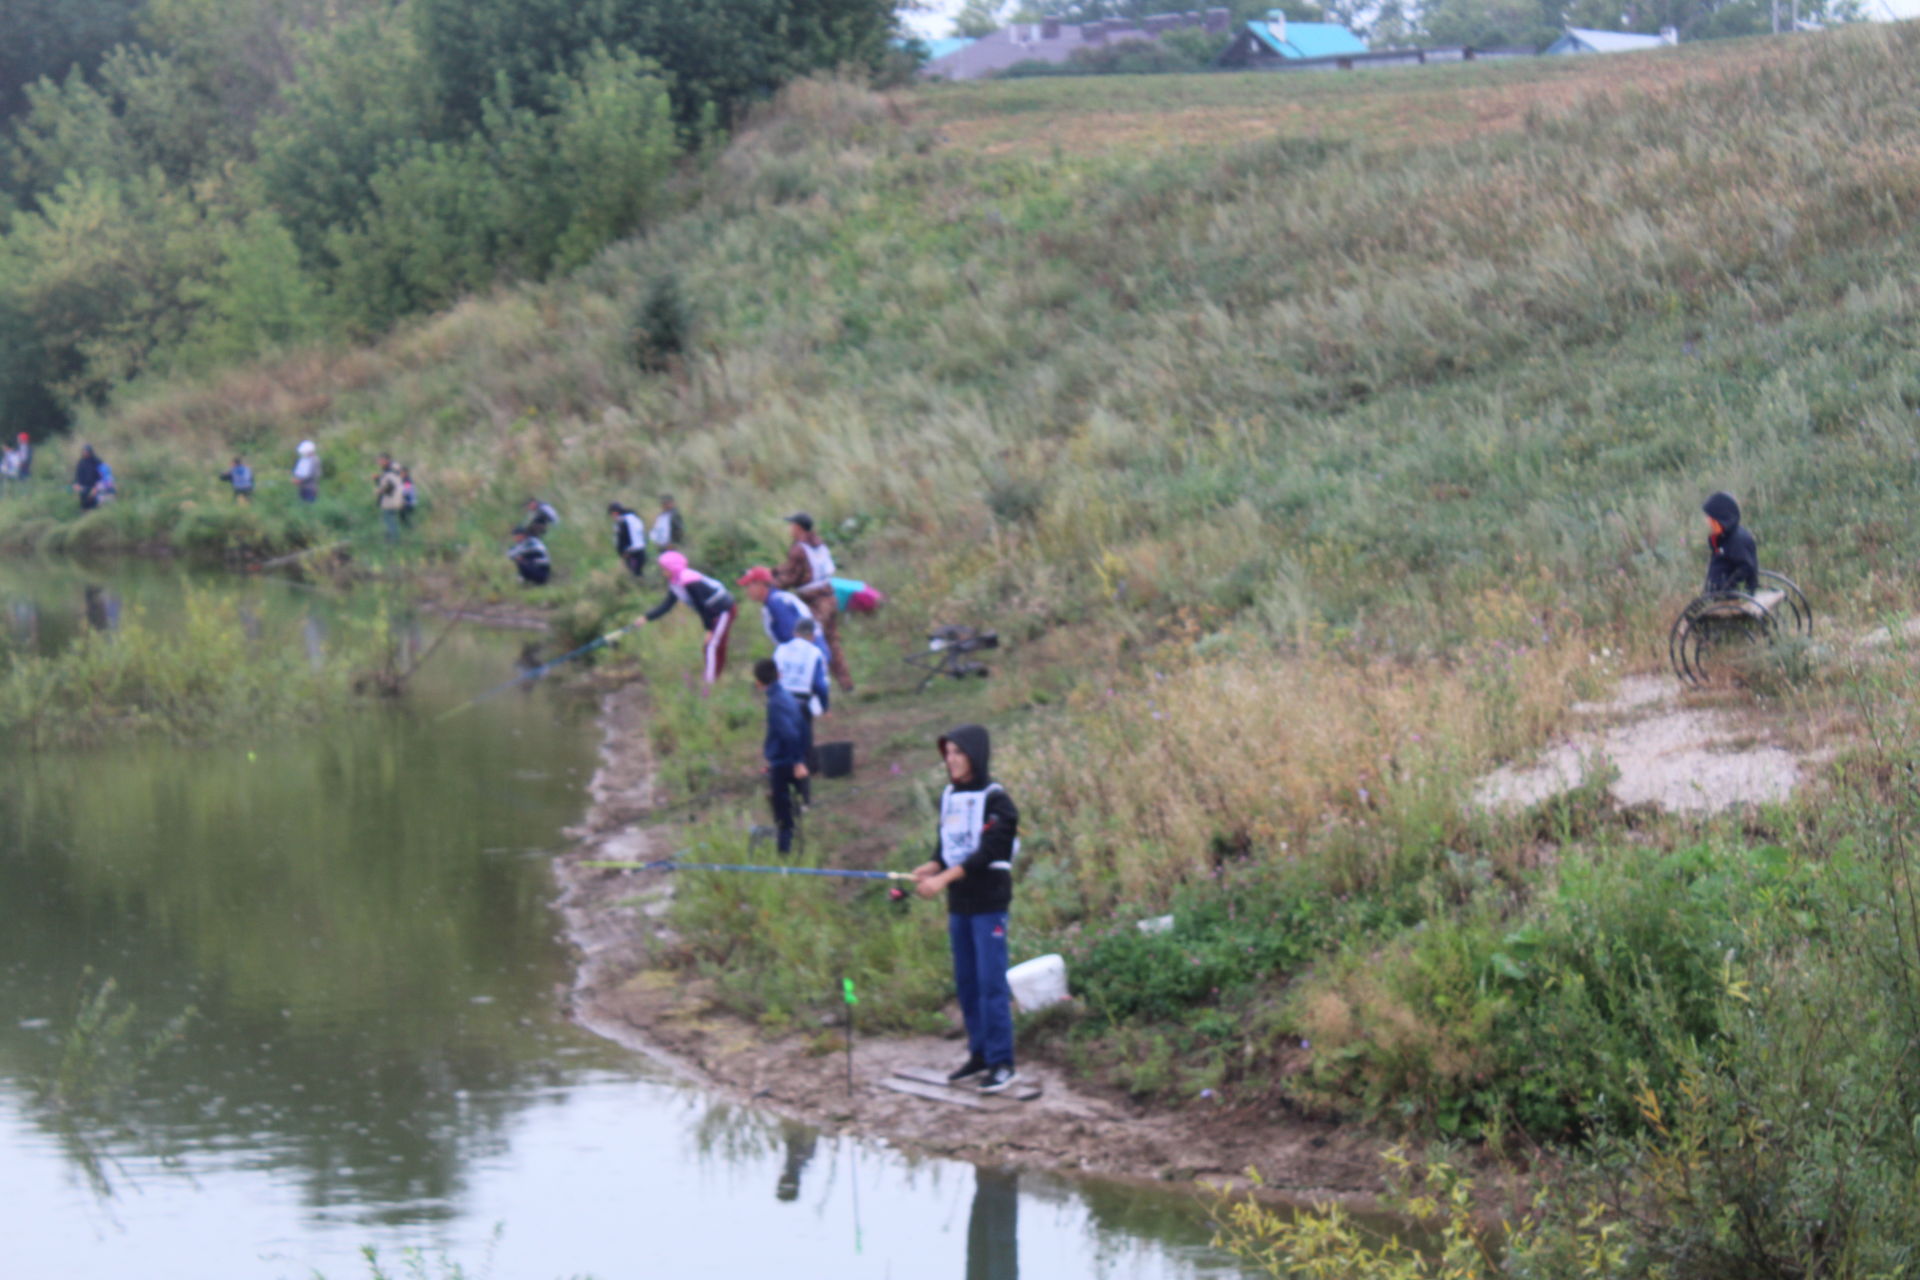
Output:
1475,675,1803,814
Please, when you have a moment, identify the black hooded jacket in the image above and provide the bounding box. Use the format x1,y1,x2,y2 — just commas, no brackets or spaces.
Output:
936,725,1020,916
1702,492,1759,593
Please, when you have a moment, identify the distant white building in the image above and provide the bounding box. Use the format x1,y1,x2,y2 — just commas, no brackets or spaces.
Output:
1544,26,1679,53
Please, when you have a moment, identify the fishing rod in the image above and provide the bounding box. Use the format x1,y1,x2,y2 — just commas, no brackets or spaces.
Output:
436,622,637,721
581,855,913,882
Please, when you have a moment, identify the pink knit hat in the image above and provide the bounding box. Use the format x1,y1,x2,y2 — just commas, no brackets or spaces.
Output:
657,550,695,586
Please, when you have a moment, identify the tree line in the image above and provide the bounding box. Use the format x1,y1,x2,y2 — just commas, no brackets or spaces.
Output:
0,0,893,438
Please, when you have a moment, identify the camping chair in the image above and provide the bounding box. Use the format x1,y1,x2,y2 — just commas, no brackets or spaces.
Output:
1667,570,1813,685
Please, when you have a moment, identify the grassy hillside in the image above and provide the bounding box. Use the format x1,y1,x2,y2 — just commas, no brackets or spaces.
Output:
15,26,1920,1271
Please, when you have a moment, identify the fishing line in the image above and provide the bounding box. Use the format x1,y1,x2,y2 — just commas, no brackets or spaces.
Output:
580,856,912,882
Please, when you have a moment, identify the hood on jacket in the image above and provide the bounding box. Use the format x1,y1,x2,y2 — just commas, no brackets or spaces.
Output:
1702,492,1742,532
938,724,992,790
658,550,696,586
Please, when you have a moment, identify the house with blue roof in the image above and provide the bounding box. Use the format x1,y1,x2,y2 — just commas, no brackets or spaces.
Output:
1218,10,1368,67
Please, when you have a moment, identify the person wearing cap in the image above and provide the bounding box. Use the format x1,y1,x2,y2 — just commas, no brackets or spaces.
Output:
292,440,320,503
609,502,649,580
737,565,811,649
773,512,853,693
14,432,30,481
911,725,1023,1095
508,525,552,584
634,550,738,687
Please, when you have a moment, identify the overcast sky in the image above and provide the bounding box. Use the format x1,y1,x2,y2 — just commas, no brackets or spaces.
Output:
899,0,1920,40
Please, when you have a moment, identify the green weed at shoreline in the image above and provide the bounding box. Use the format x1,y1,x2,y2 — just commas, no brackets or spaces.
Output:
0,588,370,748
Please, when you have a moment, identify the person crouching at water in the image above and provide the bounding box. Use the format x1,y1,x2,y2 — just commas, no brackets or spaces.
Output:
632,550,737,688
755,658,809,855
913,725,1022,1094
508,526,551,584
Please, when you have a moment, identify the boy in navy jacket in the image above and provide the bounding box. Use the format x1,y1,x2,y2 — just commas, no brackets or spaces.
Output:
756,658,809,855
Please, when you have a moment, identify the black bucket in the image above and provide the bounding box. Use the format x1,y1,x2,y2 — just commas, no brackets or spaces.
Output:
818,741,855,779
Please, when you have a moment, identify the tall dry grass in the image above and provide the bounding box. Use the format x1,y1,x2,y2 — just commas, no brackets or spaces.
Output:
1006,593,1597,921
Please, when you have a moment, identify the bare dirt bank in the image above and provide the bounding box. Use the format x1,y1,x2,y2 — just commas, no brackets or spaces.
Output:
550,683,1387,1198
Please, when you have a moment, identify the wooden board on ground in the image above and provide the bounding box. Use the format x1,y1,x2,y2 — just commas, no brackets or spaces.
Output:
890,1065,1043,1105
879,1076,1008,1111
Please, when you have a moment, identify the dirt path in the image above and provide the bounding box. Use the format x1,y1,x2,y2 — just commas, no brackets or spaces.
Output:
551,682,1387,1197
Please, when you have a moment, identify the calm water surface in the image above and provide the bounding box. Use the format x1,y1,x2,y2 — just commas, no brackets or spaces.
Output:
0,560,1245,1279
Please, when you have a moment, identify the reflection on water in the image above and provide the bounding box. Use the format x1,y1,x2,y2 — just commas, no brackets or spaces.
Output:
0,559,1248,1279
970,1167,1021,1280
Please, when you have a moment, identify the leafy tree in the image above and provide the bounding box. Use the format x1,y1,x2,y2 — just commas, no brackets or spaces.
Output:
412,0,897,133
0,0,144,123
954,0,1009,37
174,209,326,369
249,8,443,265
0,172,219,402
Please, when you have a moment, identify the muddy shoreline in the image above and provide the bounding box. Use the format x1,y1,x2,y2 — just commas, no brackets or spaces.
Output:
550,683,1388,1200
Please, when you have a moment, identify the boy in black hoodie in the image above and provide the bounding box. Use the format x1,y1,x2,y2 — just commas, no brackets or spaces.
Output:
1702,491,1759,594
913,725,1022,1094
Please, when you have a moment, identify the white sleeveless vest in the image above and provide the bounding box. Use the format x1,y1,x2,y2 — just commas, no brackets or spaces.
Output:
939,783,1017,872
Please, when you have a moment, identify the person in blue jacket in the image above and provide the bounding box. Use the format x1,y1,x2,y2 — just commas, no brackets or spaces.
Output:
756,658,810,855
219,456,254,502
737,565,810,647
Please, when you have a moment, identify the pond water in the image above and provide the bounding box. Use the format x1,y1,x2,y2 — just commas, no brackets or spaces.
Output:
0,559,1247,1280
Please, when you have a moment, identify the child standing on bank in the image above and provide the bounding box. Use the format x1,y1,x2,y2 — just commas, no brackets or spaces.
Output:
913,725,1022,1094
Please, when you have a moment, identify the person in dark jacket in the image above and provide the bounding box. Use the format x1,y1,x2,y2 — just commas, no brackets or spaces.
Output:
1702,491,1759,594
912,724,1022,1094
756,658,811,855
508,526,552,584
72,445,104,511
633,550,738,687
609,502,649,579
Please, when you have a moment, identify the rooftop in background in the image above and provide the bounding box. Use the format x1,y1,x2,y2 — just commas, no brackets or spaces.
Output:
921,35,977,62
1233,10,1370,60
921,8,1233,80
1545,26,1680,53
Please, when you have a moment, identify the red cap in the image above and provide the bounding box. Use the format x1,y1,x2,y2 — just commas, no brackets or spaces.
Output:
736,565,775,587
15,433,25,441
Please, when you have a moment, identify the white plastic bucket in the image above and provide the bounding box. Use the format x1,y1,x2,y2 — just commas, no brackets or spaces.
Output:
1007,954,1070,1011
